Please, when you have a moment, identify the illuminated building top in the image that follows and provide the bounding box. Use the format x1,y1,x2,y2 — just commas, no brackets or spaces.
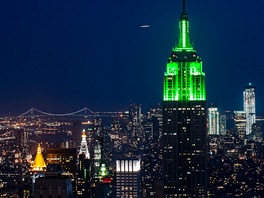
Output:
32,144,46,171
79,129,90,159
116,159,141,172
99,162,108,177
163,0,206,101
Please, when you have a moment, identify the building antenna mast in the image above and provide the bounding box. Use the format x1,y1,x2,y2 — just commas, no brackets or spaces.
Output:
182,0,186,14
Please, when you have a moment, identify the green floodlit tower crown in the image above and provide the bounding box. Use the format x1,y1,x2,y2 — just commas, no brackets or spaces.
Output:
163,0,206,101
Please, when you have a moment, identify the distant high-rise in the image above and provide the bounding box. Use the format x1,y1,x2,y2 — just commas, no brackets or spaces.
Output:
208,105,220,135
92,140,102,185
243,83,256,135
162,0,207,197
220,114,227,135
129,103,143,138
234,111,246,139
94,140,101,167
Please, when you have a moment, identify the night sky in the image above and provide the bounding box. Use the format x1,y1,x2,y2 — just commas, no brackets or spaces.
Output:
1,0,264,115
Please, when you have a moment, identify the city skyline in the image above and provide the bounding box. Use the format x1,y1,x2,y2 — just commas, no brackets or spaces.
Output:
1,0,264,114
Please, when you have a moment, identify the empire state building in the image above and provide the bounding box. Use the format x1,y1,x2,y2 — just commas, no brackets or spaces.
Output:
162,0,207,197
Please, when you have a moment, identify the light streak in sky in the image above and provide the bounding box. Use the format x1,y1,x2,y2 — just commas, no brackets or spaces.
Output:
140,25,150,28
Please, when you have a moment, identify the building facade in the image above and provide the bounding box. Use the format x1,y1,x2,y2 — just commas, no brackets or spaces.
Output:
45,148,77,194
115,159,141,198
77,153,90,197
162,1,207,197
45,148,77,177
234,111,246,139
219,114,227,135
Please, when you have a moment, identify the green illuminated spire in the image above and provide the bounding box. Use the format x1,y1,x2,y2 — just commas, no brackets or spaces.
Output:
174,0,194,52
163,0,206,102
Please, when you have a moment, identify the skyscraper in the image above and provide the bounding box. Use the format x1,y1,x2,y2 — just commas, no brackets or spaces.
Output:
77,153,90,197
208,105,220,135
243,83,256,135
162,0,207,197
77,130,91,197
31,144,47,197
219,114,227,135
115,159,141,198
234,111,246,139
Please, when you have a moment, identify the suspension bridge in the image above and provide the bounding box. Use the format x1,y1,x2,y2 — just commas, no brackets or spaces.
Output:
17,107,124,118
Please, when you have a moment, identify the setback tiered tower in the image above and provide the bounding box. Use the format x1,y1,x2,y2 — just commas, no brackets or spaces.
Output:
162,0,207,197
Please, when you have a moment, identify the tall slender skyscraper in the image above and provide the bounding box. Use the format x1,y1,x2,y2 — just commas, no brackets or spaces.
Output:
77,130,91,197
162,1,207,197
208,104,220,135
243,83,256,135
